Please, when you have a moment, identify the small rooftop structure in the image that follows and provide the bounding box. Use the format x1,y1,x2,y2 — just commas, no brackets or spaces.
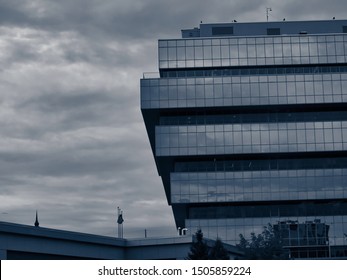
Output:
182,19,347,38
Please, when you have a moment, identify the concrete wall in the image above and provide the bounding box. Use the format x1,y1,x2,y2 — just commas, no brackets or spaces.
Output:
0,222,125,260
125,236,192,259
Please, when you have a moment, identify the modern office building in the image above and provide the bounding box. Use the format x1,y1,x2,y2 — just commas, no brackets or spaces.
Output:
141,19,347,258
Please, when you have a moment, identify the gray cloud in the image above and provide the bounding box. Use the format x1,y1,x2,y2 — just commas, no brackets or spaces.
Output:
0,0,346,238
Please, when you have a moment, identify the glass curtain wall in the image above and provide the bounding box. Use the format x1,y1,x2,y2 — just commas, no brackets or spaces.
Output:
141,25,347,258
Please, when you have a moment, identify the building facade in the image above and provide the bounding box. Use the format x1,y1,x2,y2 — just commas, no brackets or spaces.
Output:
0,221,242,260
273,219,330,258
141,20,347,258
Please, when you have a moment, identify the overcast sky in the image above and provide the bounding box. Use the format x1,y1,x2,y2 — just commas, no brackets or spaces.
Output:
0,0,346,239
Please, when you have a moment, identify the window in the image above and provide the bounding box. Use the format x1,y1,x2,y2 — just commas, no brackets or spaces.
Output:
212,26,234,36
267,28,281,35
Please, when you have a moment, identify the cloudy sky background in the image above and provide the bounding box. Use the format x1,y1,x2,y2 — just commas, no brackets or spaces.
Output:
0,0,346,238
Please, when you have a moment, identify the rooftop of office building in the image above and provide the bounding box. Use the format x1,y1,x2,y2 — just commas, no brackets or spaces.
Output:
182,19,347,38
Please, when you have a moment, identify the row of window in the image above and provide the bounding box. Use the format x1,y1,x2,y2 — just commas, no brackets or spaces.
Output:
159,42,347,61
159,56,347,69
160,65,347,79
172,168,347,179
170,169,347,203
188,202,347,219
185,215,347,247
141,74,347,109
160,121,347,132
143,81,347,100
157,144,347,157
174,158,347,173
160,111,347,126
172,190,346,204
141,73,347,87
158,34,347,69
159,35,347,48
155,122,347,156
142,96,347,110
157,121,347,134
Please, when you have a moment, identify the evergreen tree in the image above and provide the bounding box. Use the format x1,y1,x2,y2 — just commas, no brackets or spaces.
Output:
187,229,209,260
209,238,230,260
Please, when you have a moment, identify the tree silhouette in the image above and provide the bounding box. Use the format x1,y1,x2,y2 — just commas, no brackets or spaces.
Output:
209,238,230,260
236,224,289,260
187,230,230,260
187,229,209,260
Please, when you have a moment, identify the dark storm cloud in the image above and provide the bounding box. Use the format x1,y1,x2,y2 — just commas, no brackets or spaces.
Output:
0,0,346,237
0,0,267,40
17,90,119,128
0,1,34,26
0,0,345,41
277,0,347,21
0,7,170,235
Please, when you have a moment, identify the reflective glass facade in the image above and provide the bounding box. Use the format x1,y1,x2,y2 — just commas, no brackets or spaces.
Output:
158,34,347,69
141,20,347,258
156,121,347,156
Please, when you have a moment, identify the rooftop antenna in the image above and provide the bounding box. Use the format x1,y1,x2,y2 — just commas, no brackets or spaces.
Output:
34,210,39,227
117,206,124,238
266,7,272,22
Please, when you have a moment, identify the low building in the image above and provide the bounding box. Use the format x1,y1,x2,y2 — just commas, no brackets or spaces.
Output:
0,221,242,260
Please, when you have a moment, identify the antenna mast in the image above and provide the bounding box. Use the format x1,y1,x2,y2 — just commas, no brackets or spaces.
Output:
266,7,272,22
34,210,39,227
117,206,124,238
